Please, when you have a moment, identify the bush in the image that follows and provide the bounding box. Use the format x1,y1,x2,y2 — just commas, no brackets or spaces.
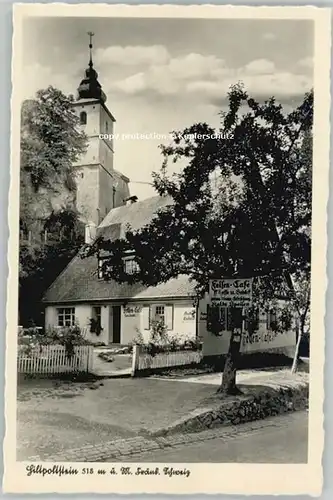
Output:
149,320,169,345
127,330,145,353
18,325,91,358
126,322,203,357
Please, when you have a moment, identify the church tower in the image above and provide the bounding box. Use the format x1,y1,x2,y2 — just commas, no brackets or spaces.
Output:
72,32,130,226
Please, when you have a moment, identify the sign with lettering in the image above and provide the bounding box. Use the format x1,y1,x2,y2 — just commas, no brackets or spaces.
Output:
242,330,279,347
124,306,142,317
209,278,253,308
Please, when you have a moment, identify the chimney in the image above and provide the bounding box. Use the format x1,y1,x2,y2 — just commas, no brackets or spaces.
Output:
125,195,138,205
85,222,97,245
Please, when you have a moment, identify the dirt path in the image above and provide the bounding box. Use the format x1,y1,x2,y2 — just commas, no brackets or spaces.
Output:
17,377,216,460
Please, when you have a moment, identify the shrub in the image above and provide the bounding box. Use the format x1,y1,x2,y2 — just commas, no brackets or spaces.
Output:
149,320,169,345
18,324,91,358
127,330,145,353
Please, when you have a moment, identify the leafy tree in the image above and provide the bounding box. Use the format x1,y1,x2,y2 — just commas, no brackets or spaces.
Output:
19,87,87,326
86,83,312,394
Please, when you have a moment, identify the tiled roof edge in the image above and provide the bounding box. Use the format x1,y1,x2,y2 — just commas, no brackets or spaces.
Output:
43,293,197,305
41,252,85,302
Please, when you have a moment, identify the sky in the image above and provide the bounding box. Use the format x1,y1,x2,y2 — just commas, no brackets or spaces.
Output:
20,16,314,200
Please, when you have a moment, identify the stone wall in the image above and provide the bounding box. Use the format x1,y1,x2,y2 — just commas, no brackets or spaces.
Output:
151,374,308,437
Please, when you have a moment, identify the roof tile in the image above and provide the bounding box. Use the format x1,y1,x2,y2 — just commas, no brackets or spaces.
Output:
43,195,196,303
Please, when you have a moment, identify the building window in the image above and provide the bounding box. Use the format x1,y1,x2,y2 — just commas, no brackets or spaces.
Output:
154,305,165,324
244,308,260,333
80,111,87,125
105,121,108,133
98,258,112,279
124,258,140,275
57,307,75,327
267,309,278,330
143,304,174,331
90,306,102,334
98,259,103,279
207,306,231,333
112,187,116,208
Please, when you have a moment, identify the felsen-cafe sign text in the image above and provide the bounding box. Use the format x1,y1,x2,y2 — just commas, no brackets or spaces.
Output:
209,278,253,308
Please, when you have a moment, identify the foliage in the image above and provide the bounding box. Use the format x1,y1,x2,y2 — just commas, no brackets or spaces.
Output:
19,86,88,326
19,230,84,326
86,83,312,390
18,325,91,359
89,318,103,336
130,321,203,356
142,338,203,357
149,320,169,344
87,84,312,296
21,86,87,193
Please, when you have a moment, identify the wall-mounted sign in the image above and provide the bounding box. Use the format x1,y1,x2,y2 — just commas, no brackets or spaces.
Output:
242,330,279,346
183,309,196,321
124,305,142,317
209,278,253,308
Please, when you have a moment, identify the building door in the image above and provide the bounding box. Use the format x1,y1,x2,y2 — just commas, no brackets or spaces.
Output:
112,305,121,344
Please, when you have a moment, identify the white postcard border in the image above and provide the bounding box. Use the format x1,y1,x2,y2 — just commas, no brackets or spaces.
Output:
4,3,331,494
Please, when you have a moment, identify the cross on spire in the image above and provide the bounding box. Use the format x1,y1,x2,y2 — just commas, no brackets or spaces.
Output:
87,31,94,67
77,31,106,103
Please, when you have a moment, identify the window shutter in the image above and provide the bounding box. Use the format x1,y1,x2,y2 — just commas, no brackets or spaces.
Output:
226,308,232,331
255,308,260,330
207,304,211,332
142,306,150,330
165,305,174,331
244,308,249,332
220,307,226,330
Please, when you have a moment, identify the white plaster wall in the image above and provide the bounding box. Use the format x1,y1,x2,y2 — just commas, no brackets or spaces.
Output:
75,165,100,224
198,295,296,357
45,304,109,345
121,303,143,345
73,102,101,141
173,302,197,340
99,141,114,173
120,300,197,345
99,106,114,152
45,306,57,328
45,300,198,346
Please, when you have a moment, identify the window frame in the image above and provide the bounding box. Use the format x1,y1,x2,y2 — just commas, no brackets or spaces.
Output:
124,256,140,275
92,305,102,324
98,257,112,279
57,307,76,327
266,308,278,330
152,304,166,325
91,305,102,333
79,111,87,125
112,186,116,207
143,304,174,331
244,307,260,333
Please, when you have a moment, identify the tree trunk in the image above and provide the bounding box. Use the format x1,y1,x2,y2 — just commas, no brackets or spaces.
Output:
218,330,242,395
291,325,303,374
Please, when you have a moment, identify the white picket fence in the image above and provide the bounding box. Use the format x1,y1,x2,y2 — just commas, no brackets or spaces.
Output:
17,344,94,375
132,345,202,375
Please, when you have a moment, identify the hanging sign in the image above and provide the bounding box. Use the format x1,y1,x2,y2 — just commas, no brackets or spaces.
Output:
209,278,253,308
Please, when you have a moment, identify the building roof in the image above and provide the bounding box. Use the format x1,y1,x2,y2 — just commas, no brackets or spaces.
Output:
98,194,173,232
43,195,196,304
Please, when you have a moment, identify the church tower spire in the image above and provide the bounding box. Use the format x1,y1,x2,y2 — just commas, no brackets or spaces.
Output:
73,32,130,227
77,32,107,103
